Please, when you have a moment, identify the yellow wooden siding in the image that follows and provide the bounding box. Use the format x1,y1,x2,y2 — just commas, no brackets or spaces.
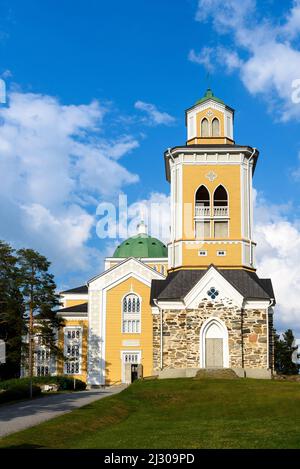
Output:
187,137,234,145
181,164,243,268
182,243,242,268
105,277,153,385
64,299,87,307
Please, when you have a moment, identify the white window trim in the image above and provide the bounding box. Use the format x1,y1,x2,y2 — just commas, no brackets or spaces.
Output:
121,292,142,334
63,326,83,375
214,220,229,238
194,219,211,240
120,350,142,383
217,250,227,256
199,317,229,368
212,117,220,137
34,346,52,377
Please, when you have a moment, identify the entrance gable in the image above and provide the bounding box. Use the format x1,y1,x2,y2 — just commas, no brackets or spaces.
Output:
184,266,244,309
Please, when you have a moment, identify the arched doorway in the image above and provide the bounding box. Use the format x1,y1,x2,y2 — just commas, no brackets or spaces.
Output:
199,318,229,368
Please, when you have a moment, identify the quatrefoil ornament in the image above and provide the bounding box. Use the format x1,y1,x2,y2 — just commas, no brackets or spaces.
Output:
206,171,217,182
207,287,219,300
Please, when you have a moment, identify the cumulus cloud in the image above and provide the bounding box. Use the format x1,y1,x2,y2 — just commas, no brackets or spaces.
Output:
134,100,175,126
127,192,171,242
188,48,215,72
0,91,140,278
192,0,300,120
254,190,300,336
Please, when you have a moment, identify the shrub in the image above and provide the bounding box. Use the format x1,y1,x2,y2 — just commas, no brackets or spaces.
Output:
0,375,86,392
0,383,41,404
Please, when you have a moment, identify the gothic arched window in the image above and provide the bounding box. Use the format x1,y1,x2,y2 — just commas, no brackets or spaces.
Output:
201,118,209,137
213,185,228,209
213,185,229,237
212,118,220,137
122,294,141,333
195,185,210,215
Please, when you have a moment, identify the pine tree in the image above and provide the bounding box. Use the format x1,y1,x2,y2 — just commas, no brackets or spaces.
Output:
17,248,63,396
274,328,300,375
0,241,24,380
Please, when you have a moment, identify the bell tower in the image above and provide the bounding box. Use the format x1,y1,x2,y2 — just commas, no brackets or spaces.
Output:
186,88,234,145
166,88,257,272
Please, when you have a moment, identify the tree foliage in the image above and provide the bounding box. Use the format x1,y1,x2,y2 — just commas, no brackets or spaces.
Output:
0,241,24,379
0,241,63,380
274,328,300,375
17,249,62,346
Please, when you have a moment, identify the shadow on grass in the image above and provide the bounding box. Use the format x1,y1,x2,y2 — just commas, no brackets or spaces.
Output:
1,443,46,449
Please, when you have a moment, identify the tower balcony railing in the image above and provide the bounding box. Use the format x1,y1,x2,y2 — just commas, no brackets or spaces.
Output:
195,205,210,217
214,206,228,217
194,205,229,217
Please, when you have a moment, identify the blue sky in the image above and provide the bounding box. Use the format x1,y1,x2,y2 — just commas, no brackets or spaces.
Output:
1,0,300,333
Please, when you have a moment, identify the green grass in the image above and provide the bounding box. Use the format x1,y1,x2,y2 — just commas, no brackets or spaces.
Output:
1,378,300,449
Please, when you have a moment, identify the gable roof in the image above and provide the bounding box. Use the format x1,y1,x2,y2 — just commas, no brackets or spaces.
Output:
60,285,88,295
150,267,275,304
56,302,88,314
88,256,165,285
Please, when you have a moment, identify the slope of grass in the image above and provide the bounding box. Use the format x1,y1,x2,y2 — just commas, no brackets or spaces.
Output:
1,378,300,449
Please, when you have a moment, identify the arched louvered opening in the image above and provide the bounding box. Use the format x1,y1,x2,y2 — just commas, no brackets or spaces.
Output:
213,185,228,216
122,294,141,333
201,118,209,137
212,118,220,137
195,185,210,217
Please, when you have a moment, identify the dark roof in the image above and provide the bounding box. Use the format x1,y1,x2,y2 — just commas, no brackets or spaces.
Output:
150,267,274,304
60,285,88,295
220,270,274,301
57,302,88,314
259,278,275,301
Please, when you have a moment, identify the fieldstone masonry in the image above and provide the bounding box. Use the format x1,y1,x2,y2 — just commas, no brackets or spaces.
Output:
153,297,270,372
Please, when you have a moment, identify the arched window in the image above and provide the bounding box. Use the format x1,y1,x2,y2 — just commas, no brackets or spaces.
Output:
213,185,228,211
122,294,141,333
201,118,209,137
212,118,220,137
195,185,210,216
213,185,228,238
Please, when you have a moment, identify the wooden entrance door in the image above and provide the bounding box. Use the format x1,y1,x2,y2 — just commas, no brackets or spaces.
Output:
205,338,223,368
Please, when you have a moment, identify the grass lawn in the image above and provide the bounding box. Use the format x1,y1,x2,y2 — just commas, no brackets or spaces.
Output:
0,378,300,449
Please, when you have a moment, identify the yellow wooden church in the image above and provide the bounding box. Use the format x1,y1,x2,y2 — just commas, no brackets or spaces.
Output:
35,89,276,384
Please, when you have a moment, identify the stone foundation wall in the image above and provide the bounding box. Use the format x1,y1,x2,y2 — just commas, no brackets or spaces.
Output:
153,298,269,372
242,308,268,368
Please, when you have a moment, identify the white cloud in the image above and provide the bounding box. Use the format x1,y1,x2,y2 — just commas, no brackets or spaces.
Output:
188,48,215,72
127,192,170,242
195,0,255,31
134,100,175,126
0,91,140,278
291,152,300,180
282,0,300,40
189,46,242,73
254,190,300,335
193,0,300,120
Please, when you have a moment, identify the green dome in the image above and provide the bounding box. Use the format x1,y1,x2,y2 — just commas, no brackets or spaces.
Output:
195,88,224,105
113,233,167,259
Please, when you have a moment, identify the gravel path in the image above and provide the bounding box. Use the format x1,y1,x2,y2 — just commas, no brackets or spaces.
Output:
0,385,127,438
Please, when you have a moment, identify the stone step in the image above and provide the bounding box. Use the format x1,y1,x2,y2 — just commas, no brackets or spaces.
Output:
194,368,239,380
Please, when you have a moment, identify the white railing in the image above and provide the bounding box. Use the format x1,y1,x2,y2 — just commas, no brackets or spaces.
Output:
214,206,228,216
195,205,210,217
194,205,229,217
